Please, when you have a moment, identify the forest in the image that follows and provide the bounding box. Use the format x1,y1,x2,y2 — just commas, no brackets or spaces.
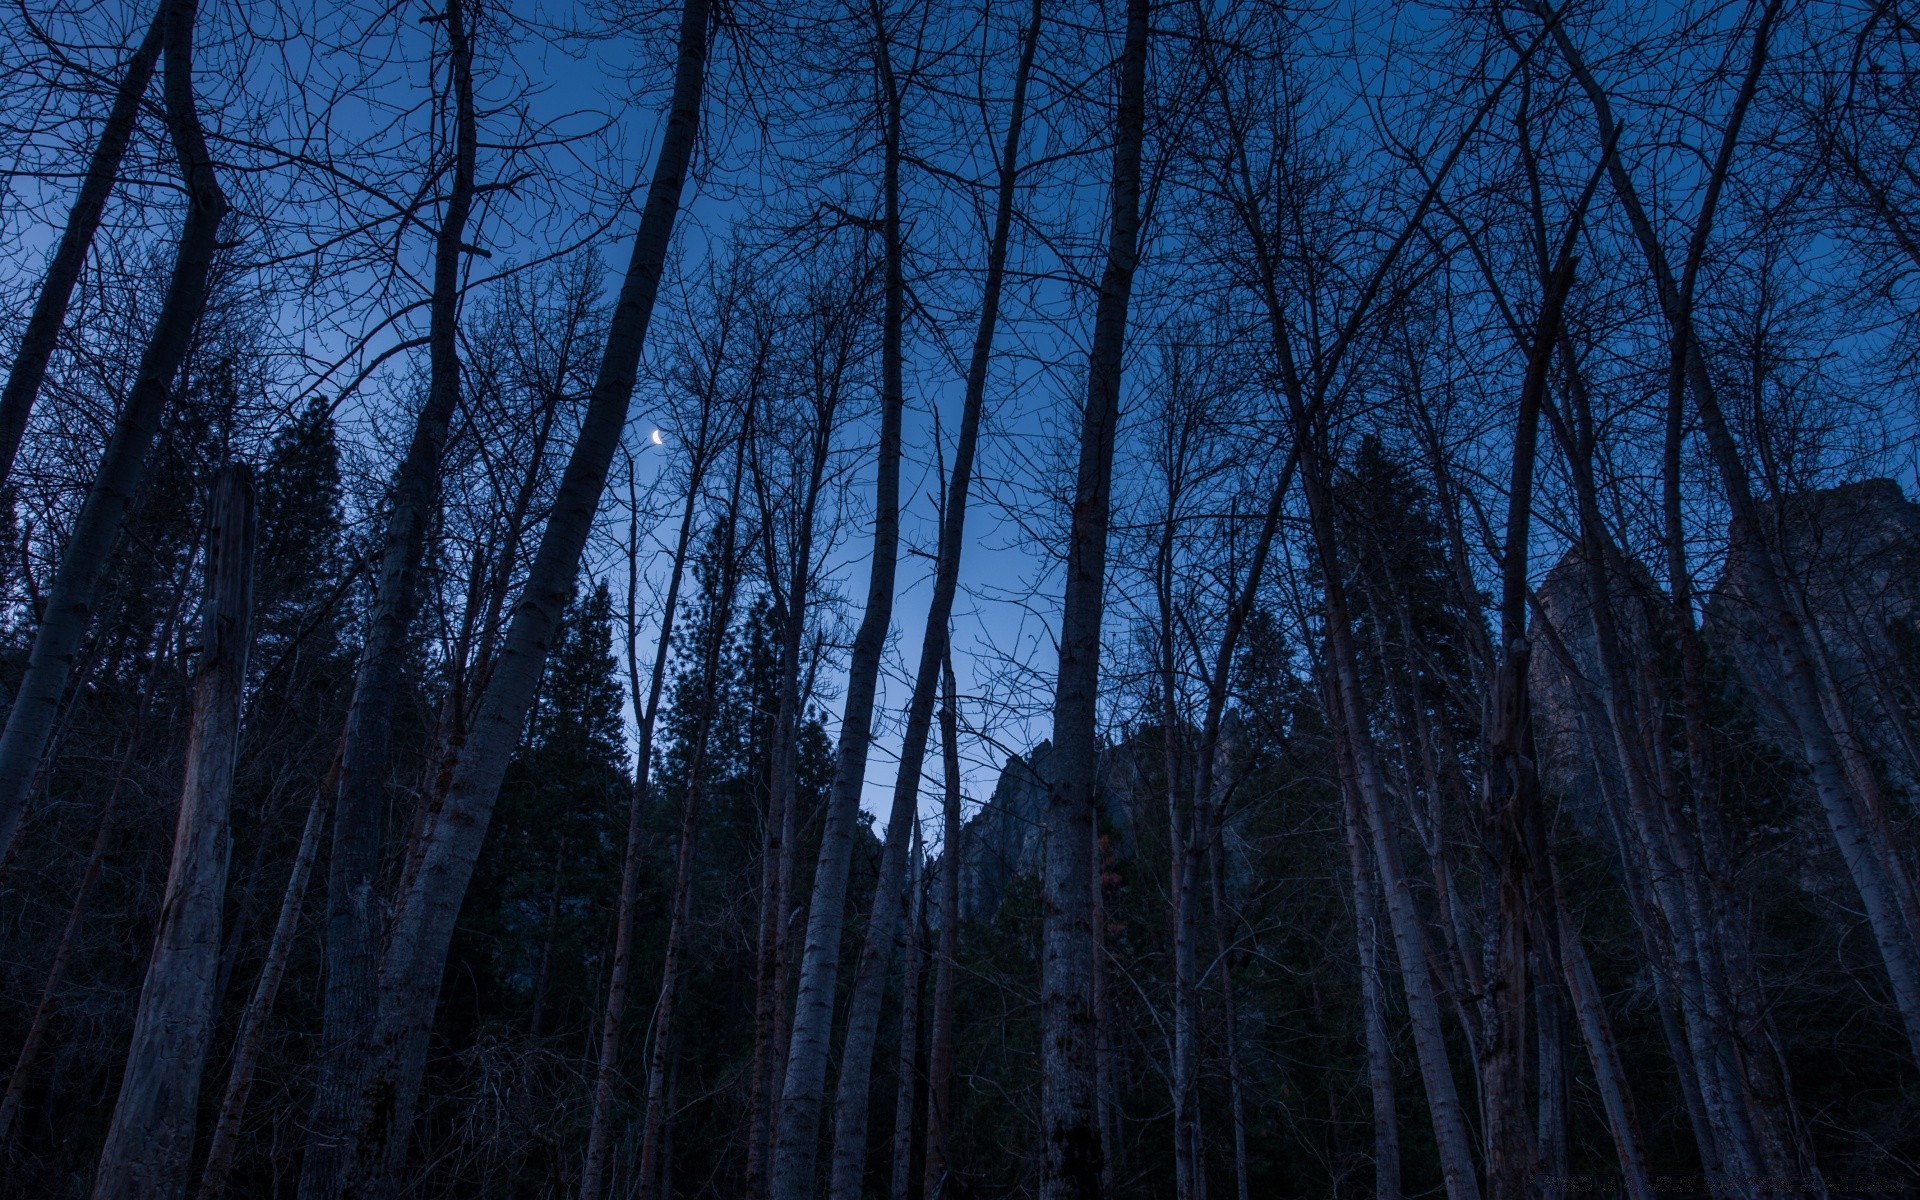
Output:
2,0,1919,1196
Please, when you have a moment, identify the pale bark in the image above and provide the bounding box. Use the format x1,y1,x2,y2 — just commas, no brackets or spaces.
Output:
1334,724,1401,1200
821,1,1038,1181
769,8,910,1190
1554,875,1656,1200
923,656,962,1199
889,829,926,1200
92,464,255,1200
1038,1,1146,1194
0,0,228,865
0,2,165,491
197,768,330,1200
317,0,712,1187
747,414,834,1197
300,4,478,1191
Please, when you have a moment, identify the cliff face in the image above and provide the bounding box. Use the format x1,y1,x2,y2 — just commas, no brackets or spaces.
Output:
1529,542,1681,830
1530,477,1920,813
946,715,1256,921
1707,477,1920,803
953,738,1148,921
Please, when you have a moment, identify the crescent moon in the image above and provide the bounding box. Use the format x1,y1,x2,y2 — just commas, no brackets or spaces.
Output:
650,429,664,446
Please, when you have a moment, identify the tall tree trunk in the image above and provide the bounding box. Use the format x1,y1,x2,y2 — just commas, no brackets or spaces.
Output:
923,656,962,1199
1318,555,1481,1200
1333,718,1402,1200
1480,219,1581,1200
820,0,1038,1183
321,0,712,1189
300,5,478,1192
0,0,227,865
1207,831,1251,1200
747,470,828,1198
1039,0,1146,1194
768,13,910,1194
1553,871,1656,1200
0,2,166,491
197,765,331,1200
890,829,926,1200
91,464,255,1200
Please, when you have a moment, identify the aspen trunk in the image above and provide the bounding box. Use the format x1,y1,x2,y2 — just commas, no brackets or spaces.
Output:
1038,1,1146,1194
300,6,478,1192
889,831,926,1200
197,768,330,1200
1554,875,1656,1200
0,2,166,491
1318,553,1481,1200
769,13,908,1191
923,658,962,1199
1334,726,1402,1200
91,464,255,1200
319,0,711,1188
0,0,227,865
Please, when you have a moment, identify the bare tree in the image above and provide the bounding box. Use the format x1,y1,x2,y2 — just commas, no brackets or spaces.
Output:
0,0,227,864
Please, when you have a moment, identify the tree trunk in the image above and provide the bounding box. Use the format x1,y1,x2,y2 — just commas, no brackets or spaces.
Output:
1554,873,1656,1200
820,5,1039,1186
890,829,926,1200
923,657,962,1199
299,5,478,1192
319,0,711,1188
91,464,255,1200
0,0,227,865
197,764,330,1200
1038,1,1146,1194
1334,721,1402,1200
769,13,910,1193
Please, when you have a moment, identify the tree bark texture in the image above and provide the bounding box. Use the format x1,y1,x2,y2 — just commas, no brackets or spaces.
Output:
1039,1,1146,1194
91,464,255,1200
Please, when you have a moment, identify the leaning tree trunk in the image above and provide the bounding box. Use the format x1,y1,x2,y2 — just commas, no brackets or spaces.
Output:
0,1,166,492
197,765,331,1200
889,830,926,1200
298,6,479,1194
768,19,910,1196
1334,721,1402,1200
818,0,1038,1185
320,0,712,1191
923,656,963,1199
1038,1,1146,1194
0,0,227,866
91,465,255,1200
